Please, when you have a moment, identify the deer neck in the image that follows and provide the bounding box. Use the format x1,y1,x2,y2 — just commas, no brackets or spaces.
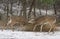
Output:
7,18,12,25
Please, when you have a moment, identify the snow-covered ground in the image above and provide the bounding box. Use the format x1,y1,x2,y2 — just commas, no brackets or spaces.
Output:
0,3,60,39
0,30,60,39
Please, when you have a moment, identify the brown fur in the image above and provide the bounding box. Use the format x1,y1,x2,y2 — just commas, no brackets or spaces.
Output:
7,16,28,30
0,20,7,30
33,16,56,32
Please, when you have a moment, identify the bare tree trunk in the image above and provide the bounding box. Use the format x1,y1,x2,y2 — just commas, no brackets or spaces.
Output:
33,7,36,17
22,0,27,18
39,8,41,15
6,1,9,23
53,4,57,15
10,3,13,16
46,8,47,16
6,3,9,20
3,3,6,14
33,0,36,18
28,0,35,20
9,0,13,16
38,0,42,15
17,0,21,16
52,0,57,15
46,4,48,16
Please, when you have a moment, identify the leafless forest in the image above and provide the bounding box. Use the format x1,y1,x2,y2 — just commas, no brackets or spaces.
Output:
0,0,60,32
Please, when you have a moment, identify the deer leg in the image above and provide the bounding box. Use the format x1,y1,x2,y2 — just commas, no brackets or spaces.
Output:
52,24,56,34
2,24,7,30
1,26,4,31
2,23,8,31
33,25,37,31
10,23,15,31
48,23,53,33
40,24,43,32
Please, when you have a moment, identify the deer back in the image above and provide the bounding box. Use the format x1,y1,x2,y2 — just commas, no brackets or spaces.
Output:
33,16,56,25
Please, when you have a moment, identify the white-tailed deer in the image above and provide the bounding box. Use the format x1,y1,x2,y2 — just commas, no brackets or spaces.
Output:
7,16,28,30
32,16,56,33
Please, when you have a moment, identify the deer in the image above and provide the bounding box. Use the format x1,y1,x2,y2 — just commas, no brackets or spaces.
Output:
7,16,28,31
32,15,56,33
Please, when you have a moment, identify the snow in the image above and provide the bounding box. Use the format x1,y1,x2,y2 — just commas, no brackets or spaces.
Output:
0,30,60,39
0,3,60,39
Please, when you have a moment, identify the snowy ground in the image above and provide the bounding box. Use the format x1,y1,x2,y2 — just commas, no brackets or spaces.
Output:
0,30,60,39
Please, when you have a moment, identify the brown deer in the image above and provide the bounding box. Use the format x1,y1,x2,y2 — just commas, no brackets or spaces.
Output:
7,16,28,30
32,16,56,33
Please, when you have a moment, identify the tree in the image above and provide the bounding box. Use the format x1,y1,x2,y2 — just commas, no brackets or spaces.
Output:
37,0,42,15
33,0,36,18
41,0,53,15
9,0,13,16
53,0,57,15
6,0,9,20
20,0,27,18
28,0,36,20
